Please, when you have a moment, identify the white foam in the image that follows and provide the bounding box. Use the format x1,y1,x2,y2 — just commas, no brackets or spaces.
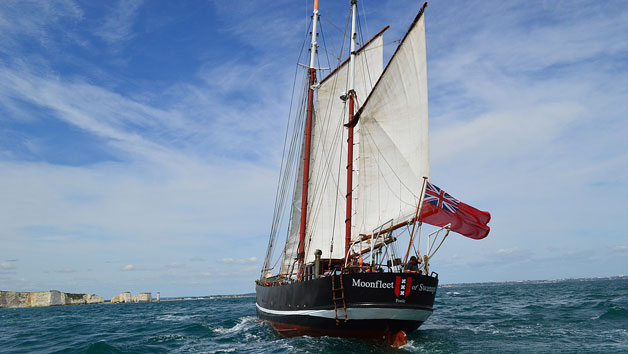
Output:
212,316,257,335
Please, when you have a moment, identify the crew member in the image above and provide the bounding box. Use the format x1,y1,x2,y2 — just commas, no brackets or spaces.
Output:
404,255,421,273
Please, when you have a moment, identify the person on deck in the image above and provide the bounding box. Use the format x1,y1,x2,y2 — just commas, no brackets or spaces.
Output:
404,255,422,273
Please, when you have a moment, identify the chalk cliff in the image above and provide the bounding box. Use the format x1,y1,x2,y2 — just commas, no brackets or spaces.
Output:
120,292,131,303
111,292,152,303
132,292,152,302
0,291,104,308
111,292,132,303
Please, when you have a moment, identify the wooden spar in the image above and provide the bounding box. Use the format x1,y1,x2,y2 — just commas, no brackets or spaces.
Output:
319,26,389,86
403,177,428,264
297,1,320,278
298,68,315,270
352,237,397,257
354,2,428,120
345,0,358,260
354,218,416,243
345,95,355,259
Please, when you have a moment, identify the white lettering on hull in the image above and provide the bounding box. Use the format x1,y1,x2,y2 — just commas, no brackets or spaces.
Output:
351,279,394,289
411,283,437,293
350,279,436,294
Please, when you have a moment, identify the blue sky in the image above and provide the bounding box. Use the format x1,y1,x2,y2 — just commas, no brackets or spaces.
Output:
0,0,626,298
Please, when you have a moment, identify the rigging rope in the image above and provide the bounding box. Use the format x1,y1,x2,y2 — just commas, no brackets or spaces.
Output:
263,15,314,276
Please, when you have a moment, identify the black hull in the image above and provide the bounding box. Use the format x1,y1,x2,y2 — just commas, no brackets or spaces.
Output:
256,272,438,340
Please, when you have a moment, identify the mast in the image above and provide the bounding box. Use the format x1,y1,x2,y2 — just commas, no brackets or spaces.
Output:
345,0,358,259
297,0,319,275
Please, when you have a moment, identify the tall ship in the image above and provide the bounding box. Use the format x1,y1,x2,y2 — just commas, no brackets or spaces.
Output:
256,1,491,346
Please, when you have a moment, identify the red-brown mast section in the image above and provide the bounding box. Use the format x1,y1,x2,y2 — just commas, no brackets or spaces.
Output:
345,95,355,258
297,0,319,277
345,0,358,259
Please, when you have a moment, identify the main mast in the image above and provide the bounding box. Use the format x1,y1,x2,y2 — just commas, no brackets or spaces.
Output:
297,0,319,276
345,0,358,259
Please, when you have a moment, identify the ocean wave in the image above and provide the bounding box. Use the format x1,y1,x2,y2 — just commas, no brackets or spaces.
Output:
84,340,124,354
211,316,258,335
146,334,187,343
156,314,199,322
599,305,628,321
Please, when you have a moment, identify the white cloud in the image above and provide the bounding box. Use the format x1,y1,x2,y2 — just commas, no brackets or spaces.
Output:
95,0,143,45
0,0,83,54
221,257,257,265
613,246,628,253
123,264,135,271
0,262,15,270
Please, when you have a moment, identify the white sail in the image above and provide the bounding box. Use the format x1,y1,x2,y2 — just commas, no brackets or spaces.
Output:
280,144,304,276
303,33,384,263
355,14,429,236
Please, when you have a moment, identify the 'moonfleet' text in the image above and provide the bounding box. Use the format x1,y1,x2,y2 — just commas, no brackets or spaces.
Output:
351,279,394,289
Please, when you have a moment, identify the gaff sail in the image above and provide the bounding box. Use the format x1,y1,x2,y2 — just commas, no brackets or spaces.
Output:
355,10,429,236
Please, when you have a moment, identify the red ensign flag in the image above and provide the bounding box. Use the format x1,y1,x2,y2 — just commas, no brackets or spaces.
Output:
419,182,491,239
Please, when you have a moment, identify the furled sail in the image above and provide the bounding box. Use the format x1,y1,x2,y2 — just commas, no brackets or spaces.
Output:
355,11,429,236
302,31,385,263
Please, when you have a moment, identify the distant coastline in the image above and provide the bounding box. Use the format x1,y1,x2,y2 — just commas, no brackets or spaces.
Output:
0,290,104,309
158,294,256,302
440,275,627,288
0,290,157,309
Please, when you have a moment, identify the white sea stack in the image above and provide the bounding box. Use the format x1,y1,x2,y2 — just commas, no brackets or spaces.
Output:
120,292,132,303
86,294,104,304
136,293,152,302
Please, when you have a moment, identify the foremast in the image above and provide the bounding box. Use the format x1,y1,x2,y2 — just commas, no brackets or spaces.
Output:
345,0,358,259
297,0,320,277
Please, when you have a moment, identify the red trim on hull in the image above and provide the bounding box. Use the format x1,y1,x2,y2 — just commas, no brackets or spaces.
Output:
266,320,407,346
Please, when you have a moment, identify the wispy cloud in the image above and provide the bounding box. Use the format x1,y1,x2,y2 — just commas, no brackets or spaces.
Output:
95,0,143,45
0,262,16,270
123,264,135,271
422,1,628,282
164,262,186,269
221,257,257,265
0,0,83,54
613,246,628,253
55,268,77,273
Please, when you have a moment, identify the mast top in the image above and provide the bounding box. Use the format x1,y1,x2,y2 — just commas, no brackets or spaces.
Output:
308,0,320,69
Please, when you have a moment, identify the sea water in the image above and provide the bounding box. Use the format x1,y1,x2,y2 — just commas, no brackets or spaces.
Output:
1,277,626,353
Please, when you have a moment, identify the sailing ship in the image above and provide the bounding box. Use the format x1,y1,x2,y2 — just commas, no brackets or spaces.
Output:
256,1,490,346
